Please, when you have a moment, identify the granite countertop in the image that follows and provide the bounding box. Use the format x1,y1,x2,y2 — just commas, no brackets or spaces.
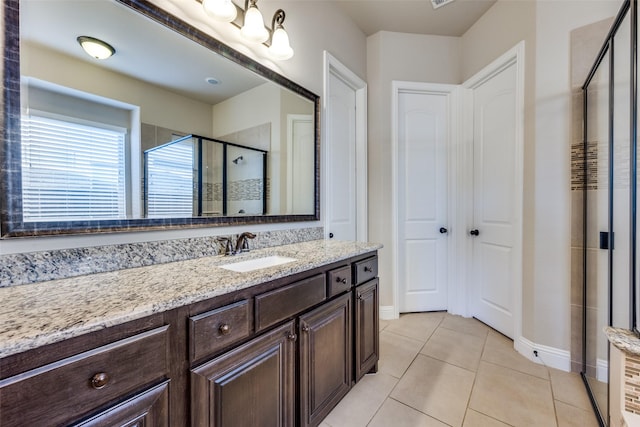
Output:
605,326,640,356
0,239,381,359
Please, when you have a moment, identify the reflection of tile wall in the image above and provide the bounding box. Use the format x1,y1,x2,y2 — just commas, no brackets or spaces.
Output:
625,354,640,415
570,140,599,190
228,179,264,201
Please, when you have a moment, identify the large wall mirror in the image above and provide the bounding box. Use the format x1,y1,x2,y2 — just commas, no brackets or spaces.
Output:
1,0,319,237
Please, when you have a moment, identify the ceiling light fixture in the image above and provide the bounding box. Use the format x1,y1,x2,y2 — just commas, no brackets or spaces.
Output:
198,0,294,60
77,36,115,60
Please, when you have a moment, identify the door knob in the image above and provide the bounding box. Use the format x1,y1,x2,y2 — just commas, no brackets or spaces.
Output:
439,227,448,234
469,229,479,236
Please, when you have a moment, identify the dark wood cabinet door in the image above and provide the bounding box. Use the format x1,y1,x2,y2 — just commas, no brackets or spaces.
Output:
299,293,352,427
74,381,169,427
355,278,379,381
191,321,296,427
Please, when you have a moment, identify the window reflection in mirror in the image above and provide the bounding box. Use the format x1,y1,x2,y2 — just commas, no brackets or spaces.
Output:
18,0,316,226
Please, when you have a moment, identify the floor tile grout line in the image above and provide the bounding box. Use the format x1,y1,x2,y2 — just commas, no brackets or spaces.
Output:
460,323,489,427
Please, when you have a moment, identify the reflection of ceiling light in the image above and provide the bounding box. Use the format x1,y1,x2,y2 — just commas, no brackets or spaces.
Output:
202,0,237,22
77,36,115,60
205,77,220,85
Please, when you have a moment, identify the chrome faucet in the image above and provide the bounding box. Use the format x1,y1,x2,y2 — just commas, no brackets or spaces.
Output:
235,232,256,254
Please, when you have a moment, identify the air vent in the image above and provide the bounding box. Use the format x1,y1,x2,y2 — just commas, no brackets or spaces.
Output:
431,0,455,9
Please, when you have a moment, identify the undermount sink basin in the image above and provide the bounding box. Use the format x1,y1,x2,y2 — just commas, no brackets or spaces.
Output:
219,255,297,273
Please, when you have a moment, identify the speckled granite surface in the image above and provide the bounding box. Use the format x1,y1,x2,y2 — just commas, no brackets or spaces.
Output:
606,327,640,356
0,227,323,288
0,239,381,358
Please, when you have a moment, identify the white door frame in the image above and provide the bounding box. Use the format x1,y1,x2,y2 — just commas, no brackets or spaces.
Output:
391,81,460,319
323,52,368,241
462,42,525,345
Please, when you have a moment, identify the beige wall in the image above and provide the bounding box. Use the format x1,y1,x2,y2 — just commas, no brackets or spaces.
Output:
0,0,367,255
367,31,461,305
367,0,622,354
459,0,620,350
23,42,214,136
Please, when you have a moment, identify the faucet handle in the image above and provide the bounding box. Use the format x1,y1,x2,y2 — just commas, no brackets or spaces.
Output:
216,236,233,255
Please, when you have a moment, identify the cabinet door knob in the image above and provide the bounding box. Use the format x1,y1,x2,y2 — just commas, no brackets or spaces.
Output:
439,227,448,234
364,266,372,273
336,277,347,284
470,229,480,236
301,324,310,332
287,332,297,341
91,372,110,389
219,324,231,335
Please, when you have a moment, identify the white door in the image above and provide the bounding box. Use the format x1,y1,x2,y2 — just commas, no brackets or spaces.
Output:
469,63,518,338
396,86,450,312
326,72,357,241
287,114,314,214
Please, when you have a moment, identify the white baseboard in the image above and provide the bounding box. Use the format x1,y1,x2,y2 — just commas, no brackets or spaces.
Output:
515,336,571,372
379,306,397,320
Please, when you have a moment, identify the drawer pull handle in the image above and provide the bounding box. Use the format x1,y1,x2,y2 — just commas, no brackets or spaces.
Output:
287,332,297,341
91,372,110,390
364,266,373,273
336,277,347,284
219,324,231,335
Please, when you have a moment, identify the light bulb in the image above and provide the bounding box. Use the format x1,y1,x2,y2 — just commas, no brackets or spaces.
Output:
268,27,293,60
240,4,268,43
202,0,237,22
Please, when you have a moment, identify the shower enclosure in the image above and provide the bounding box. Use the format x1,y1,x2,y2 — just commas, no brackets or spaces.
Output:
144,135,267,218
581,0,638,425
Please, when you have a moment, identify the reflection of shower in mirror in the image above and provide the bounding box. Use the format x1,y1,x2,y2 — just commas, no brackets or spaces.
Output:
232,156,243,165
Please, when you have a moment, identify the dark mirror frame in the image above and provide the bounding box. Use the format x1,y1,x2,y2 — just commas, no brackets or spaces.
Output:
0,0,320,237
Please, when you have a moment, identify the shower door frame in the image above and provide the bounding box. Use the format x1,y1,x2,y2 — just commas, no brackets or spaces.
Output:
581,0,638,425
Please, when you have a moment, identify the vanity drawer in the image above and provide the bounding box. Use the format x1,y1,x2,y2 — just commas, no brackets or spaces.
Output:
327,265,352,297
189,299,252,362
255,274,326,332
354,256,378,285
0,325,169,427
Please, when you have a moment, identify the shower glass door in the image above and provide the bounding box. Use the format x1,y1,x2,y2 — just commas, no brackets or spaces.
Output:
584,46,610,425
582,2,634,424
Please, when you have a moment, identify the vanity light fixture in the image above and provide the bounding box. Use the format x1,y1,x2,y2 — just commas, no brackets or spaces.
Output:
198,0,294,60
77,36,115,60
240,0,269,43
268,10,293,61
202,0,237,22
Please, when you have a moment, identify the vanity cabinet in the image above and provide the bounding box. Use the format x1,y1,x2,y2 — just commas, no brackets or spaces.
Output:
354,278,379,381
74,380,170,426
0,251,379,427
191,321,297,427
0,324,170,427
299,293,352,427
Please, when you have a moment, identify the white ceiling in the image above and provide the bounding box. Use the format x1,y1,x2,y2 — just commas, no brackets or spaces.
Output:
328,0,497,37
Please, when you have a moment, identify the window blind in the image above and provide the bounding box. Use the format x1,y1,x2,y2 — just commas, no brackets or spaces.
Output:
145,139,194,218
21,114,127,222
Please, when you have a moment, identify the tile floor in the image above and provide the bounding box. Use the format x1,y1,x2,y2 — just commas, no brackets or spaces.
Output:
320,312,599,427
